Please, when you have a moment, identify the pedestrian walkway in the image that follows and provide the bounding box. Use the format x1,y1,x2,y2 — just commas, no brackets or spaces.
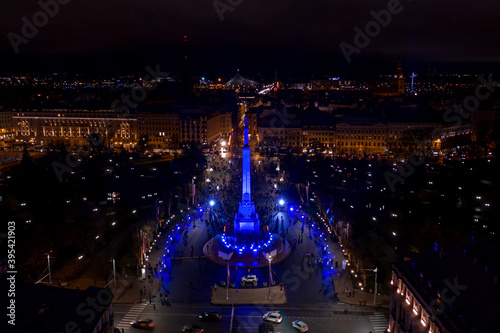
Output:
334,269,390,308
114,302,148,332
296,209,391,309
211,285,287,305
369,312,389,333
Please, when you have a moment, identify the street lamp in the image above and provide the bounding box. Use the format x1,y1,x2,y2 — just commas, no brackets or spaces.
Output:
112,258,117,296
192,177,196,206
46,253,52,285
278,199,285,212
266,254,273,300
374,267,378,306
226,252,234,300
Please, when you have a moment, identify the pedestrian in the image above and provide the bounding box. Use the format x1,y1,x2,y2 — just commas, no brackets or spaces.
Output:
359,299,362,306
352,290,355,297
363,299,366,306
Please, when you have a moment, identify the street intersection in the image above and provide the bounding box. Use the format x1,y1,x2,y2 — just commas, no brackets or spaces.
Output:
112,154,389,333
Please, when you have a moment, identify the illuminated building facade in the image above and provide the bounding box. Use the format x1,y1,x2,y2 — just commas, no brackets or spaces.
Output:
389,245,499,333
0,111,15,146
335,122,387,155
137,113,180,149
12,109,137,148
206,110,232,143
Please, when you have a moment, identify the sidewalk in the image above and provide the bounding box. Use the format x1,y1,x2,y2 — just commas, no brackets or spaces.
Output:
211,285,287,305
299,209,391,309
334,270,390,308
113,228,172,304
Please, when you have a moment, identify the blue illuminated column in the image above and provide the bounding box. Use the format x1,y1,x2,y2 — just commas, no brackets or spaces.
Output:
242,118,251,202
234,117,260,233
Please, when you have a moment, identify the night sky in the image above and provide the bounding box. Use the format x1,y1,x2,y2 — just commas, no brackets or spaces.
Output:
2,0,500,77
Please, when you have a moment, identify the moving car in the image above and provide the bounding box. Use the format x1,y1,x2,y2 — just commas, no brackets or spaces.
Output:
199,311,222,321
292,320,308,332
263,311,282,323
130,318,154,329
182,324,204,332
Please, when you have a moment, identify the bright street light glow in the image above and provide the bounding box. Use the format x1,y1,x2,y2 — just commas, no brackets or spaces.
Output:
279,199,285,206
210,200,215,207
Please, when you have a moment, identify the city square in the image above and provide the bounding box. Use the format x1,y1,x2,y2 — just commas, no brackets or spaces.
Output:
2,2,500,332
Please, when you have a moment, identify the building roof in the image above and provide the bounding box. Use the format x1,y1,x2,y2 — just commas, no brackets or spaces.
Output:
396,243,500,332
257,106,302,128
170,105,217,116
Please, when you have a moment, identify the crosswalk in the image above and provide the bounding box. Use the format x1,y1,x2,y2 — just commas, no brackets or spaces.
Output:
369,312,388,333
115,302,148,332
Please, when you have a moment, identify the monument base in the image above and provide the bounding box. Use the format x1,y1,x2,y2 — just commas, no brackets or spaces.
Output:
203,234,291,268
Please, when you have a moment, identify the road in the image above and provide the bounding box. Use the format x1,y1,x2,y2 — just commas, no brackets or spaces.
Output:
114,303,378,333
112,153,389,333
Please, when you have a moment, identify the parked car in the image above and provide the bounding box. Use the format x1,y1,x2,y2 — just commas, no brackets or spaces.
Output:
291,320,308,332
199,312,222,321
263,311,282,323
130,318,154,329
182,324,204,333
241,275,258,286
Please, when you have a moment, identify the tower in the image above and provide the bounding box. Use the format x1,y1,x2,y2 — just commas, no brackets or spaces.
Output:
392,59,405,96
234,118,260,233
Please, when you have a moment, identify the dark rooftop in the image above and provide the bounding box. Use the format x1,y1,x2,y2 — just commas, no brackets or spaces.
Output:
396,242,500,332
